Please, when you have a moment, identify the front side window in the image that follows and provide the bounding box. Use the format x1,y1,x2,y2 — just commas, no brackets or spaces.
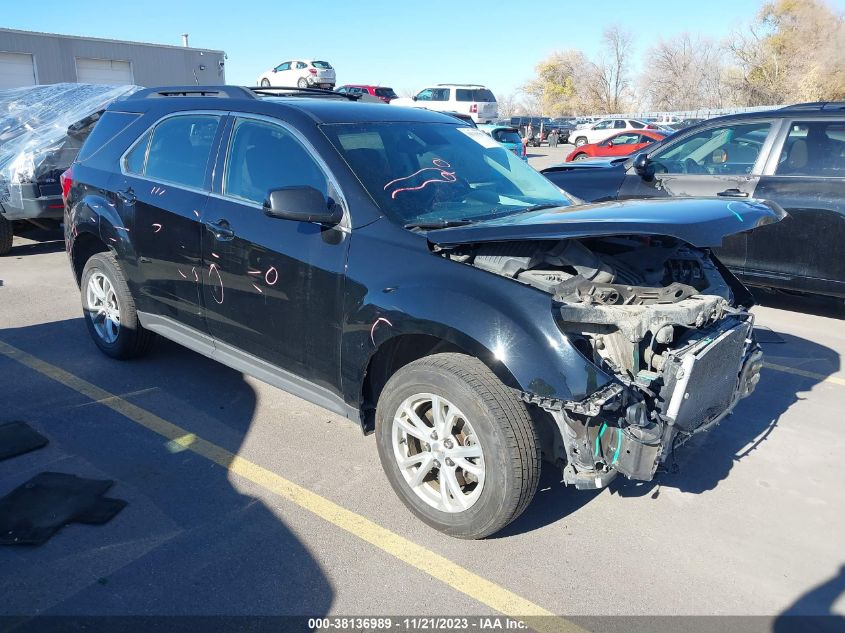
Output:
415,89,434,101
321,122,571,227
776,120,845,177
224,118,328,205
141,115,220,188
650,121,772,176
275,62,291,71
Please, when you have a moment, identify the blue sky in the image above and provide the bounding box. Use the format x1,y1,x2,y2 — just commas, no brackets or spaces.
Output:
5,0,845,97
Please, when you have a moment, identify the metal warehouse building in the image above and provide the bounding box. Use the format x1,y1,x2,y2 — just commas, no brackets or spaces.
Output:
0,28,225,88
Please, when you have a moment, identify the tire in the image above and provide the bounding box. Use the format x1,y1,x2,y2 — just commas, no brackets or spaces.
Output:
81,252,155,359
574,136,588,147
0,214,12,256
297,77,308,88
375,353,540,539
260,78,270,87
573,153,589,161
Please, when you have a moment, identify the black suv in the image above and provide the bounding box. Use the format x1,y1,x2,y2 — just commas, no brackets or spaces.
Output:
542,103,845,299
66,86,777,538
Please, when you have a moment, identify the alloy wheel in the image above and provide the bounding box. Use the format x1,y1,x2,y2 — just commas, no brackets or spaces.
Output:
391,393,485,513
86,272,121,344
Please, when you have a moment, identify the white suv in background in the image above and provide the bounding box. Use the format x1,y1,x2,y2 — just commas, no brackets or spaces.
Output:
570,118,652,146
391,84,498,123
257,60,336,90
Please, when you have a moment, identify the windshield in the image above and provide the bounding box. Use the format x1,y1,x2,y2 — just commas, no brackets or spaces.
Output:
311,61,332,69
492,128,521,144
375,87,397,99
321,122,570,225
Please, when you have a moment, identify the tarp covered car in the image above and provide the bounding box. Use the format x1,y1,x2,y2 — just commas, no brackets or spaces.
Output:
0,82,139,254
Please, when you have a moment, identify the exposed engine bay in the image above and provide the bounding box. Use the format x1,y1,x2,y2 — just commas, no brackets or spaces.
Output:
442,235,763,489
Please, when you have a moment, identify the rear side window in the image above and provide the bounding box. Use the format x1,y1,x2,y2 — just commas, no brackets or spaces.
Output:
124,130,151,174
141,115,221,189
224,118,328,205
776,120,845,177
312,61,332,69
456,89,496,102
76,111,141,163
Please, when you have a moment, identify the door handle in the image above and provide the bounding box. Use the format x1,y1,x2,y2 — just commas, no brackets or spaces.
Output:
717,188,749,198
116,188,136,204
205,219,235,240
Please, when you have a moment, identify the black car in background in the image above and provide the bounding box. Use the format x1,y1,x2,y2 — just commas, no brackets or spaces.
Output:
542,103,845,299
65,85,774,538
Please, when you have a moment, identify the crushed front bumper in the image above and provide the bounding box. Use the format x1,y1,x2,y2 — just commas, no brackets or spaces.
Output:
548,317,763,490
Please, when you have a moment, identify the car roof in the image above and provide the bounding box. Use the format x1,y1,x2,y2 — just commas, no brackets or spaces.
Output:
116,86,462,125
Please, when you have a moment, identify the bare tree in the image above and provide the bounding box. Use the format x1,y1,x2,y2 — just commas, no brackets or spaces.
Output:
584,27,634,113
495,92,521,118
641,33,727,111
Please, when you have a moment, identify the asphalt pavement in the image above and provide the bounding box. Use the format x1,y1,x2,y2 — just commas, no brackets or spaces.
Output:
1,217,843,631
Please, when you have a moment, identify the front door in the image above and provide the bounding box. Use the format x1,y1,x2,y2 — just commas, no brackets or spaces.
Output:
202,115,350,390
618,120,777,273
745,118,845,295
117,112,223,332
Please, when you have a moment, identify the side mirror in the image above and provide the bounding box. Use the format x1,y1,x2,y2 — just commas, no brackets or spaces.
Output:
272,68,277,73
633,153,653,180
607,141,614,148
411,96,417,101
264,186,343,225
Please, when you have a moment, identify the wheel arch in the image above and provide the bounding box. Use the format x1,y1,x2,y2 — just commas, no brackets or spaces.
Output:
359,330,522,434
70,230,110,286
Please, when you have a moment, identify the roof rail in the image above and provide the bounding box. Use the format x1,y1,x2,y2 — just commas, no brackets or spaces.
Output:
436,83,485,87
248,86,359,100
780,101,845,111
132,86,257,99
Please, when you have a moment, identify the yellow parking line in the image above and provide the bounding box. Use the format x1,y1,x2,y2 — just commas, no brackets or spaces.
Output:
0,340,582,633
764,362,845,387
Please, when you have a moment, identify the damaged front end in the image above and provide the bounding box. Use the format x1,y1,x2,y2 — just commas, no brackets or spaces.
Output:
442,234,764,489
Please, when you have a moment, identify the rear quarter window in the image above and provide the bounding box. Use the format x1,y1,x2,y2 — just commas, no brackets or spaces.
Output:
76,111,141,163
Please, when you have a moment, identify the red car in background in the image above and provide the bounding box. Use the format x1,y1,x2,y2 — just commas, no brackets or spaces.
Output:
565,129,666,161
335,85,398,102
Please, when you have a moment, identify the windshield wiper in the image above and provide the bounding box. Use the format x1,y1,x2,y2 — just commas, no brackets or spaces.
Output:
403,219,474,231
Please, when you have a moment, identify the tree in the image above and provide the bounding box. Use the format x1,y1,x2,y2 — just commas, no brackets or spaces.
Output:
640,33,727,111
584,27,635,113
494,92,522,118
522,50,591,115
726,0,845,105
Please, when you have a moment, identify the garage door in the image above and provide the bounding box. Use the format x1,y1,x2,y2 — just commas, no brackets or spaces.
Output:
0,52,37,88
75,58,133,85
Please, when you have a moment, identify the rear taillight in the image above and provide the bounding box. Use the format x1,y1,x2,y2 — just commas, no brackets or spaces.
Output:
309,68,317,74
60,167,73,201
470,104,478,113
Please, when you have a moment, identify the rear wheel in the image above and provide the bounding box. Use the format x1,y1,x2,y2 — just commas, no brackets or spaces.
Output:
260,78,270,87
375,353,540,539
81,252,155,359
0,215,12,256
297,77,308,88
574,136,588,147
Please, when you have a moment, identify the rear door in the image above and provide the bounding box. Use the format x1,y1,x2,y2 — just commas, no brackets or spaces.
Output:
618,119,779,273
201,114,350,387
745,117,845,296
117,112,224,332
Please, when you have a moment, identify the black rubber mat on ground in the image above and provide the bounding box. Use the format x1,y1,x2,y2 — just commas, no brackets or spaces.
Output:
0,421,48,462
0,472,126,545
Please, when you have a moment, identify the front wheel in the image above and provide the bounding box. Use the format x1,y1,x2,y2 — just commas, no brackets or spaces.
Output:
375,353,540,539
574,136,587,147
81,252,155,359
573,152,589,161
